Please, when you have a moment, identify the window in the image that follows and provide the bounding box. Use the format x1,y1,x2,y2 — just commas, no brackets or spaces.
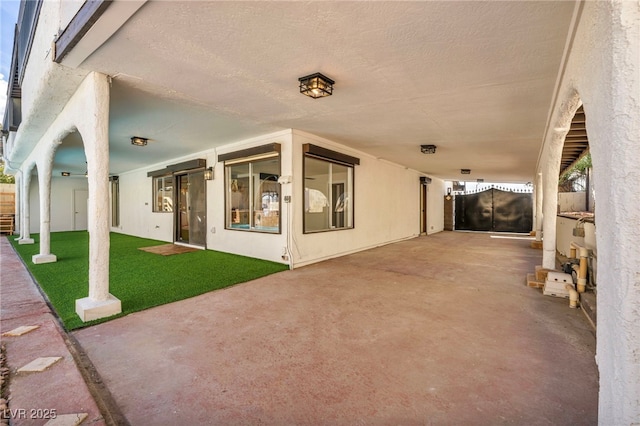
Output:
303,145,357,233
153,176,174,212
225,154,280,233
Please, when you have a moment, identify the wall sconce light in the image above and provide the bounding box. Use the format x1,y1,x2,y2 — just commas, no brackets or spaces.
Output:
298,73,334,99
61,171,70,177
420,145,437,154
204,167,214,181
461,169,471,174
447,188,452,195
131,136,148,146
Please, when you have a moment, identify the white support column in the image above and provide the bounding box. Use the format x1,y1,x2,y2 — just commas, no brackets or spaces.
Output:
541,158,561,270
75,73,121,322
13,172,21,237
18,168,34,245
32,150,57,264
535,172,543,243
590,3,640,422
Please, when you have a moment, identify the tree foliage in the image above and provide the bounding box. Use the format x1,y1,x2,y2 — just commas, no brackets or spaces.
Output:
559,152,591,192
0,162,16,184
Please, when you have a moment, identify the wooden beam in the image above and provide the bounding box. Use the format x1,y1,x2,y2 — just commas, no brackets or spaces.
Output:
54,0,112,63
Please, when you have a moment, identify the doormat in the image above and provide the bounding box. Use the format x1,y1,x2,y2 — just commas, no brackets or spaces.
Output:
138,244,199,256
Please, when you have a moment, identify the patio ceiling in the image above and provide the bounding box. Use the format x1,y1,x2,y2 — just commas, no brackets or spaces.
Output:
54,1,578,183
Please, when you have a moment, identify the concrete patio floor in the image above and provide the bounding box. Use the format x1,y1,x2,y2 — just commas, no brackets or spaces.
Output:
72,231,598,425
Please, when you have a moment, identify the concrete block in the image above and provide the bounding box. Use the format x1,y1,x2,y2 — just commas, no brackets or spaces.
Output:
535,265,554,282
44,413,88,426
32,254,57,264
543,272,574,298
75,294,122,322
526,273,544,288
2,325,40,337
17,356,62,373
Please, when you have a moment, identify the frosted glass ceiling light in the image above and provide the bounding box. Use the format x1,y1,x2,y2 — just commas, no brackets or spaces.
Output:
299,73,334,99
131,136,148,146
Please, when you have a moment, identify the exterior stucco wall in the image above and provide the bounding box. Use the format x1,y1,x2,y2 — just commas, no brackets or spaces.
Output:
114,129,444,267
114,131,291,264
208,131,291,264
426,178,445,235
113,168,173,242
555,216,596,258
10,1,89,169
545,2,640,423
290,130,443,268
58,0,85,31
557,192,586,212
28,177,88,233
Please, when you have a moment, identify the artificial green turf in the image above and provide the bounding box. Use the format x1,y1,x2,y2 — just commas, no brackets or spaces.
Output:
8,232,288,330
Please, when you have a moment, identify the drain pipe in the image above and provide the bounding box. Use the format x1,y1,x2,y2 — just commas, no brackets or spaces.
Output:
565,284,579,308
570,242,589,293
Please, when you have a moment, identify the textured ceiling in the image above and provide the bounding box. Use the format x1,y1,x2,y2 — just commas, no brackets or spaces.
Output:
55,0,577,183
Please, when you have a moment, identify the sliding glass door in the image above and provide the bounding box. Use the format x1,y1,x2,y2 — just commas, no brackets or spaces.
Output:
175,171,206,246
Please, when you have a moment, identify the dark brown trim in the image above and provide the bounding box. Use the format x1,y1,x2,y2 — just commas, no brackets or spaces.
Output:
303,144,360,166
218,143,281,163
54,0,113,63
147,159,207,177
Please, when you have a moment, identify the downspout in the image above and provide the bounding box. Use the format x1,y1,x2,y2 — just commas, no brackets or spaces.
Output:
566,284,579,308
570,241,589,293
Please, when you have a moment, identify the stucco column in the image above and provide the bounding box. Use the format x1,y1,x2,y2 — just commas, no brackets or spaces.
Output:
589,3,640,422
13,173,21,236
75,73,121,321
535,172,543,242
32,149,57,264
18,168,34,244
541,158,560,270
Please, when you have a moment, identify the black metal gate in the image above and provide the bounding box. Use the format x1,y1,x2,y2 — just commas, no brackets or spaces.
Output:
454,188,533,233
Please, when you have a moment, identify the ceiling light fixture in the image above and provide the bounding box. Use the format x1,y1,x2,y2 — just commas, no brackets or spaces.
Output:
61,172,70,177
298,73,334,99
461,169,471,175
131,136,148,146
420,144,437,154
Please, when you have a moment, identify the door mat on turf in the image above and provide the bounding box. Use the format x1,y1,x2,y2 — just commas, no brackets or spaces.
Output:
138,244,199,256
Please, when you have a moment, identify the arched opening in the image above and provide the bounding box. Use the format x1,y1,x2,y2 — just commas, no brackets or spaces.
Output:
556,104,597,329
54,131,89,231
558,106,594,213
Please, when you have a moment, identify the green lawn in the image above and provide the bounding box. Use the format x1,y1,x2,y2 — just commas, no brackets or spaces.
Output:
8,232,288,330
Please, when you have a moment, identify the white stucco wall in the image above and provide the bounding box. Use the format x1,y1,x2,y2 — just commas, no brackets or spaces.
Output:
544,2,640,423
426,178,445,235
114,130,291,264
290,131,444,268
8,1,89,170
114,129,444,267
28,176,88,233
557,192,586,212
555,216,596,258
58,0,84,31
208,131,291,264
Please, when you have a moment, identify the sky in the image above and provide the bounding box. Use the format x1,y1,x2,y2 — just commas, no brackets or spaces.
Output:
0,0,21,124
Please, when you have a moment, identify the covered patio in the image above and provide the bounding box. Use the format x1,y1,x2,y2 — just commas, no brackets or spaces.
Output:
69,231,597,424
